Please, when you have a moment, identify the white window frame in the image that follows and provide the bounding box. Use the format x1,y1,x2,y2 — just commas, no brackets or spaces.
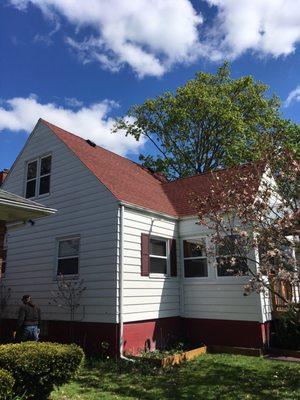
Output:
25,154,52,199
149,236,170,278
25,158,38,199
216,234,249,279
56,235,80,278
183,237,209,279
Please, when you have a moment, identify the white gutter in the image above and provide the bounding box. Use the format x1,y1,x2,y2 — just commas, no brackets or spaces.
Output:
119,201,178,221
119,204,125,357
118,204,134,362
119,201,201,221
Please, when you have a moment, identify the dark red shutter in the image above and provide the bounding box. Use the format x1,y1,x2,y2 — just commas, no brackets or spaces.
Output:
141,233,150,276
169,239,177,277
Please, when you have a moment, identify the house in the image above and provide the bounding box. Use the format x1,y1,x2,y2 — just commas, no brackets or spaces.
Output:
0,118,273,355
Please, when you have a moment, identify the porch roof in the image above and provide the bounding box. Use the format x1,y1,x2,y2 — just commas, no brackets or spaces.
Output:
0,189,56,223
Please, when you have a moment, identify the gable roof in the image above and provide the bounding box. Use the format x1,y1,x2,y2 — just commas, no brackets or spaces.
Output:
40,119,264,218
41,119,177,216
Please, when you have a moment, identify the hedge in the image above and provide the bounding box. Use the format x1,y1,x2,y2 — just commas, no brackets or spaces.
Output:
0,342,84,399
0,368,14,400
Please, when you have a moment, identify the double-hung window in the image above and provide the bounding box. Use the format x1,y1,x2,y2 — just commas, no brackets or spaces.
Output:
217,235,248,277
149,238,168,275
25,155,52,198
57,237,80,276
184,238,208,277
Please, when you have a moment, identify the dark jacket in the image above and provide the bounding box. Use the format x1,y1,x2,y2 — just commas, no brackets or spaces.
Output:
17,304,41,328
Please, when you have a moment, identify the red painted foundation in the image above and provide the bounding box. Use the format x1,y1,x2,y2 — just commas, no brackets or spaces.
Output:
184,318,270,348
0,319,119,356
123,317,183,355
1,317,270,356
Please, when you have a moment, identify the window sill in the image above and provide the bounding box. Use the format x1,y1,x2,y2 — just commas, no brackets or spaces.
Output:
149,273,170,279
26,192,51,201
183,277,249,285
184,276,209,280
54,274,79,281
216,275,249,281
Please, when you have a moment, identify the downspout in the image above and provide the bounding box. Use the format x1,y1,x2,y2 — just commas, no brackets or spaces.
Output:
118,204,134,361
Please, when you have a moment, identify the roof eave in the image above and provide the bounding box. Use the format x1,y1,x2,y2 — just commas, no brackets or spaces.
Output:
119,201,178,220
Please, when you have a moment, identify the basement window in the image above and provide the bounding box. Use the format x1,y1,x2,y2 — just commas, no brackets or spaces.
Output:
25,155,52,198
57,237,80,276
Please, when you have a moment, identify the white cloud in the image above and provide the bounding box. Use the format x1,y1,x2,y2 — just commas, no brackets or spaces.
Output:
8,0,300,75
206,0,300,59
284,86,300,107
0,95,145,156
64,97,83,108
8,0,203,77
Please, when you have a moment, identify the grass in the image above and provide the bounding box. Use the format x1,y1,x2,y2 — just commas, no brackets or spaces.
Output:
51,353,300,400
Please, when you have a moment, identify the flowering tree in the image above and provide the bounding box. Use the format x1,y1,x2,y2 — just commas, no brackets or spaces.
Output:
193,153,299,313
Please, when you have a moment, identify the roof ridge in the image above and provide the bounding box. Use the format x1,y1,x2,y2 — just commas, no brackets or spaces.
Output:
40,118,164,185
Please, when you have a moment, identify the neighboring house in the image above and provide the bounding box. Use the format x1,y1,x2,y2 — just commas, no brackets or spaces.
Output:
1,119,273,355
0,186,56,281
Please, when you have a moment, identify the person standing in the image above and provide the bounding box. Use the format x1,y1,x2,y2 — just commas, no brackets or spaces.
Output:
16,295,41,341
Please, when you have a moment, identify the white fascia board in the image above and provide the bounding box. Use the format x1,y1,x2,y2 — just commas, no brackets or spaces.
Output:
119,201,178,221
0,199,56,215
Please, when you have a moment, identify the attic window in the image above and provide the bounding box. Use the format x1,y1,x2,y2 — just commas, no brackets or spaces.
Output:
25,155,52,198
86,139,96,148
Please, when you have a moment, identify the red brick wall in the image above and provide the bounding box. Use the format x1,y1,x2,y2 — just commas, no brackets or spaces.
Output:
0,170,8,186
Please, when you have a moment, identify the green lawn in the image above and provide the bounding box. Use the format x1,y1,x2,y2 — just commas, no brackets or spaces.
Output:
51,354,300,400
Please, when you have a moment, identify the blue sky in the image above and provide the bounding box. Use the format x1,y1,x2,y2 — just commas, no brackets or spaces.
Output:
1,0,300,170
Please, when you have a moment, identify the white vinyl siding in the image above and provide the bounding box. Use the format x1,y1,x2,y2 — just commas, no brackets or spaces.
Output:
179,217,268,323
2,123,119,323
121,208,179,323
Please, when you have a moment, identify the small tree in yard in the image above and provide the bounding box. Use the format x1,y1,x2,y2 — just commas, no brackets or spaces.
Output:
50,275,86,340
193,152,299,320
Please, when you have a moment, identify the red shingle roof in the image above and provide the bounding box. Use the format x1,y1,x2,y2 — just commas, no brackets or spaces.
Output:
41,119,263,218
164,163,263,216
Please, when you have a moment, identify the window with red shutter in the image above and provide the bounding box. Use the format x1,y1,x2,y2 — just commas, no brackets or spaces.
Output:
141,234,177,277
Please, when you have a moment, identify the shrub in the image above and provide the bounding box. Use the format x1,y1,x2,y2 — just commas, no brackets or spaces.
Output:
0,342,84,399
0,368,14,400
274,308,300,350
